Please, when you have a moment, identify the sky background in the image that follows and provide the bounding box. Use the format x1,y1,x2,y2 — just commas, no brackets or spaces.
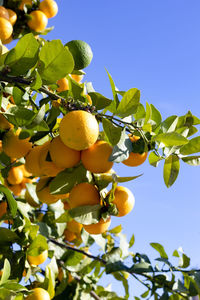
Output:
9,0,200,297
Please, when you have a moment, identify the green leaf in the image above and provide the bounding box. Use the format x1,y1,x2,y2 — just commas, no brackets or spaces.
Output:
150,243,168,259
106,70,119,114
161,116,178,133
129,234,135,248
109,225,122,234
27,234,48,256
89,92,112,110
180,253,190,268
117,174,143,182
38,40,74,84
25,183,40,207
0,185,17,217
163,155,180,188
130,262,153,274
12,87,26,106
102,118,122,146
180,136,200,155
116,88,140,118
5,33,39,76
0,259,10,284
182,155,200,166
68,77,85,101
148,152,163,167
31,71,42,90
0,228,19,245
55,210,71,223
150,104,162,127
109,129,133,163
6,106,35,127
154,132,188,147
69,204,101,225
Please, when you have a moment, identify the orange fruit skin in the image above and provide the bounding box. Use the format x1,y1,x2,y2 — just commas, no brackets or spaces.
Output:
0,6,9,20
112,186,135,217
36,177,58,205
81,140,113,173
0,201,7,219
122,151,148,167
67,219,83,234
27,250,48,267
69,182,100,209
56,77,69,92
25,288,50,300
0,17,13,41
27,10,48,32
59,111,99,151
49,136,80,169
86,94,92,105
7,166,24,185
19,0,32,10
0,114,12,130
8,183,23,196
7,9,17,25
83,217,111,235
20,164,32,178
25,145,44,177
2,35,13,44
64,229,76,242
39,0,58,18
71,74,84,83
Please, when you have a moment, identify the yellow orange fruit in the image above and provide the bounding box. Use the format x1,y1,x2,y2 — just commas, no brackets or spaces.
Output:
3,130,32,159
56,77,69,92
27,250,48,266
81,140,113,173
86,94,92,105
64,229,76,242
8,183,23,196
0,114,12,130
25,145,44,176
63,199,70,210
111,186,135,217
7,9,17,25
0,17,13,41
7,166,24,185
59,110,99,151
0,201,7,219
71,74,84,83
27,10,48,32
39,0,58,18
2,35,13,44
83,217,111,235
67,219,83,234
0,6,9,20
49,136,80,169
57,268,73,283
69,182,100,209
36,177,58,205
19,0,32,10
25,288,50,300
20,164,32,178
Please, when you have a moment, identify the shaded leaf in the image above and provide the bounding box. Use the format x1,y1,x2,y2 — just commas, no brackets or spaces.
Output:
163,155,180,187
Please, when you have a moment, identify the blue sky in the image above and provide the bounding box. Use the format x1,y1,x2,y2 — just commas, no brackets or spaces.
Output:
9,0,200,297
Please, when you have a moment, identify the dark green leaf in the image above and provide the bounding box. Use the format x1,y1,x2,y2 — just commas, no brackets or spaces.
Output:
6,106,35,127
89,92,112,110
116,88,140,118
163,155,180,187
0,228,19,244
130,262,153,274
0,185,17,217
102,118,122,146
150,243,168,259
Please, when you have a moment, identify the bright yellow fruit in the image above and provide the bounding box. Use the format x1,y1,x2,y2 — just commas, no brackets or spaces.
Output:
71,74,84,83
69,182,100,208
7,9,17,25
0,114,12,130
122,151,148,167
0,201,7,219
25,145,44,176
67,219,83,234
49,136,80,169
83,217,111,235
27,10,48,32
64,229,76,242
111,186,135,217
39,0,58,18
59,110,99,151
0,6,9,20
25,288,50,300
0,17,13,41
36,177,58,205
81,140,113,173
27,250,48,266
56,77,69,92
7,166,24,185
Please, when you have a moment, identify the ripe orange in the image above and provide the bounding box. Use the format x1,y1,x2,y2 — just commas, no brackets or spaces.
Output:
7,166,24,185
69,182,100,208
49,136,80,169
81,140,113,173
39,0,58,18
67,219,83,234
25,288,50,300
27,10,48,32
19,0,32,10
63,198,70,210
7,9,17,25
0,114,13,130
2,35,13,44
27,250,48,266
57,268,73,283
3,129,32,159
59,110,99,151
6,182,23,196
36,177,58,205
56,77,69,92
86,94,92,105
0,6,9,20
71,74,84,83
20,164,32,178
0,17,13,41
64,228,76,242
25,145,44,176
83,217,111,235
111,186,135,217
0,201,7,219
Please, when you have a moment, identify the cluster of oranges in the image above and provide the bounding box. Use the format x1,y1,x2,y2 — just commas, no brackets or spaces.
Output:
0,6,17,44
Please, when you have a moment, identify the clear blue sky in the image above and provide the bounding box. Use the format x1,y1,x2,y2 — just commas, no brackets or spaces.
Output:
9,0,200,297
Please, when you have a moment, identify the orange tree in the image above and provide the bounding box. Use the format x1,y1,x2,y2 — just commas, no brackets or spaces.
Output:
0,1,199,299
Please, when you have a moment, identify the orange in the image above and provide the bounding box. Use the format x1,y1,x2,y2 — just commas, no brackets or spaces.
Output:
63,198,70,210
0,141,2,153
56,77,69,92
57,268,73,283
7,166,24,185
3,129,32,159
64,229,76,242
8,182,23,196
69,182,100,208
0,17,13,41
2,36,13,44
27,249,48,266
39,0,58,18
0,201,7,219
83,217,111,235
111,186,135,217
21,177,33,189
59,110,99,151
86,94,92,105
81,140,113,173
39,141,64,177
25,288,50,300
36,177,58,205
0,6,9,20
49,136,81,169
20,164,32,178
7,9,17,26
71,74,84,83
25,145,44,176
19,0,32,10
0,114,12,130
27,10,48,32
67,219,83,234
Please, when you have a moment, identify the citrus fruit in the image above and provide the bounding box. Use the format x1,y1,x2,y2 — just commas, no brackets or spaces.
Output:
0,114,12,130
36,177,58,205
81,140,113,173
71,74,84,83
59,110,99,151
49,136,81,169
2,36,13,44
86,94,92,105
25,145,44,176
20,164,32,178
7,182,23,196
64,229,76,242
57,268,73,283
27,249,48,266
25,288,50,300
0,201,7,219
3,129,32,159
0,17,13,41
83,217,111,235
27,10,48,32
7,9,17,25
65,40,93,70
19,0,32,10
67,219,83,234
21,177,33,189
39,141,64,176
111,186,135,217
0,6,9,20
39,0,58,18
7,166,24,185
56,77,69,92
69,182,100,208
